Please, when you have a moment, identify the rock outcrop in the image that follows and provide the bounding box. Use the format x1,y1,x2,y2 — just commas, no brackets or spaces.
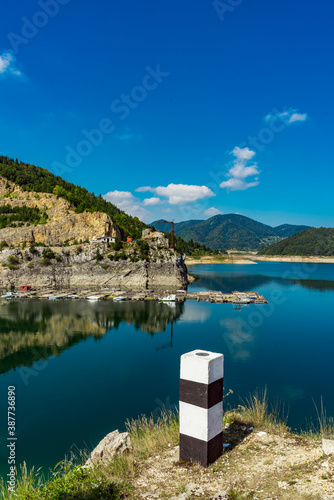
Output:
0,232,189,290
86,430,131,466
0,178,121,246
0,181,190,288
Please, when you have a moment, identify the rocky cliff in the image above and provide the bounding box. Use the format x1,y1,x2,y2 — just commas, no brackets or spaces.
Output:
0,231,189,290
0,178,121,246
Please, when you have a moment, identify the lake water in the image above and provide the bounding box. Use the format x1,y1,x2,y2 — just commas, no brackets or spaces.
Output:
0,261,334,478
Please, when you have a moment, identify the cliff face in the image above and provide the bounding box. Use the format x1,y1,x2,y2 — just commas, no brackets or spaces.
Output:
0,178,121,245
0,179,189,288
0,232,189,290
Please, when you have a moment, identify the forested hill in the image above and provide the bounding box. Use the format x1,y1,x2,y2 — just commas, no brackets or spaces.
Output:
152,215,312,251
258,228,334,256
0,156,217,257
274,224,311,238
153,214,276,250
0,156,147,240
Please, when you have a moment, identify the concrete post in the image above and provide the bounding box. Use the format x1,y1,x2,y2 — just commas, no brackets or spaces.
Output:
179,349,224,467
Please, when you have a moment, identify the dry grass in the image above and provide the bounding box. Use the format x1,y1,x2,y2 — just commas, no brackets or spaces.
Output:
125,408,179,457
0,462,44,500
301,397,334,440
3,396,334,500
225,386,289,434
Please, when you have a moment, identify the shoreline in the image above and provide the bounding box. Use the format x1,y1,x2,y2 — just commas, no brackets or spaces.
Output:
186,254,334,265
254,255,334,263
185,256,257,266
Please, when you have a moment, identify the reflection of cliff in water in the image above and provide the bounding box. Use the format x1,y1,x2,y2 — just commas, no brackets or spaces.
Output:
190,273,334,293
0,300,184,374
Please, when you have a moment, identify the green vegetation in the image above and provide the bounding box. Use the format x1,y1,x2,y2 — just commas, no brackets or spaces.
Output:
165,233,222,257
0,156,147,239
42,248,55,260
228,386,289,433
4,263,19,270
0,240,8,251
41,257,52,266
136,239,150,260
0,461,126,500
274,224,311,238
94,249,103,262
0,410,178,500
113,237,123,251
0,157,220,257
1,393,333,500
152,215,312,251
258,227,334,256
2,254,21,270
0,204,47,229
7,255,20,265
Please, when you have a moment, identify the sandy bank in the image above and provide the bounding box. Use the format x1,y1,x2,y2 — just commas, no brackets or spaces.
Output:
255,255,334,264
185,256,256,265
186,254,334,265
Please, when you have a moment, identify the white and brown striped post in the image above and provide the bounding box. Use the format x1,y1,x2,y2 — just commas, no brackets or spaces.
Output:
179,349,224,467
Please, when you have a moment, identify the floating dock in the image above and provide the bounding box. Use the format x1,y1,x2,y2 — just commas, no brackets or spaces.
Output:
2,288,268,304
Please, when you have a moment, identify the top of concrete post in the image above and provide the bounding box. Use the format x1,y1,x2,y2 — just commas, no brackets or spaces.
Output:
180,349,224,385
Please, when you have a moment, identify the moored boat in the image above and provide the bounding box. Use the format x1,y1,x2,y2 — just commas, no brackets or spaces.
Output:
159,294,176,302
113,296,126,302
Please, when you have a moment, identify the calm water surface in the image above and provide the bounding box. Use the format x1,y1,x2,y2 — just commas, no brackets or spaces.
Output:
0,261,334,477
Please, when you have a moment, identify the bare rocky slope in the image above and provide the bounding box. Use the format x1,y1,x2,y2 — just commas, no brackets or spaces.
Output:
0,177,121,246
0,230,189,290
0,178,189,289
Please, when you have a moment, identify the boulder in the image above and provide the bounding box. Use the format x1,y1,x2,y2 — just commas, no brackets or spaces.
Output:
86,429,131,466
210,492,230,500
322,438,334,455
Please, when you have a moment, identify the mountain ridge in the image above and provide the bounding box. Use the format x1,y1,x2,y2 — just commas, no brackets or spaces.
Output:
151,214,312,251
258,227,334,256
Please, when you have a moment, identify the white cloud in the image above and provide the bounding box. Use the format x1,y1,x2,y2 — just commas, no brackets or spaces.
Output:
229,162,259,179
179,302,211,323
143,197,161,206
104,190,133,203
103,190,151,220
0,51,21,76
220,147,260,191
265,107,308,124
220,178,259,191
137,183,215,205
288,112,307,123
232,146,256,161
136,186,155,193
204,207,222,217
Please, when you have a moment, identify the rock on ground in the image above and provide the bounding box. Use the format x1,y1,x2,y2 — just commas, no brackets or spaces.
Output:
86,429,131,466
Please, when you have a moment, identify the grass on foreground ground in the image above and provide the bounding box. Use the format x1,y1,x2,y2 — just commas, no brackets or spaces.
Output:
1,391,333,500
0,409,179,500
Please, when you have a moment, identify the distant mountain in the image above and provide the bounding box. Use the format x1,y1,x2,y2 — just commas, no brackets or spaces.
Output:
258,228,334,256
151,219,203,234
274,224,312,238
151,214,313,251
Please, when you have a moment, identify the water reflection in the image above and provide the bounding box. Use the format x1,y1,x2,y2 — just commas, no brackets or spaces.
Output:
0,300,184,375
220,317,254,360
190,271,334,292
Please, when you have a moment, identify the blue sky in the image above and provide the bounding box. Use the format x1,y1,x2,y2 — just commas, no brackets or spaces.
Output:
0,0,333,227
